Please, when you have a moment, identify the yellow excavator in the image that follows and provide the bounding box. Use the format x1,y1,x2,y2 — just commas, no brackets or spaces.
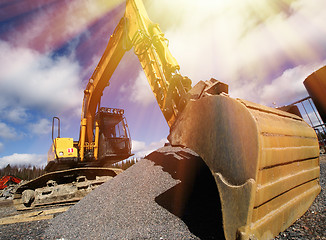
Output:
15,0,320,239
13,107,131,209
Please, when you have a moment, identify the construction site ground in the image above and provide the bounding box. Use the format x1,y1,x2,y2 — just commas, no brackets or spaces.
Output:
0,154,325,240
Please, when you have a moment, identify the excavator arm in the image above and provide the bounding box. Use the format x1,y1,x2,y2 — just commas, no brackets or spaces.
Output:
79,17,128,160
79,0,191,160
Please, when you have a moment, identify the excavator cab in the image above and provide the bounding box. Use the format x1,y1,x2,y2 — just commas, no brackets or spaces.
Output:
97,107,132,163
46,107,132,172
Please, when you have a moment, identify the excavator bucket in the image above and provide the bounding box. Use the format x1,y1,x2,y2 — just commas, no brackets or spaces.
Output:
168,94,320,240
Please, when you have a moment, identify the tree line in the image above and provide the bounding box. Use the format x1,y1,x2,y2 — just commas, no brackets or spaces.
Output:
0,164,45,181
111,158,140,170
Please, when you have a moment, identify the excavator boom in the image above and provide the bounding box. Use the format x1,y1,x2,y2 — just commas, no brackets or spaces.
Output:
79,0,191,160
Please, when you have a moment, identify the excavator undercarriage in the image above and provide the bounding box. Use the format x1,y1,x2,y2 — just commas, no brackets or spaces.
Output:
13,167,122,210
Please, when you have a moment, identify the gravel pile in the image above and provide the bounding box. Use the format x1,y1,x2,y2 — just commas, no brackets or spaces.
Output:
0,201,16,219
0,220,49,240
45,147,202,239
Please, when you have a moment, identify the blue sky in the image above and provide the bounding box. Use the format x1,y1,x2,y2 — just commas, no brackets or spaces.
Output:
0,0,326,168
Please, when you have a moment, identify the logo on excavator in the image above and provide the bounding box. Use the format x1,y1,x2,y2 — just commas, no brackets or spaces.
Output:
68,148,74,153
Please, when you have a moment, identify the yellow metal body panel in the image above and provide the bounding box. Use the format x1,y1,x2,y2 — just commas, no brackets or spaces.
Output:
169,95,321,240
48,138,78,163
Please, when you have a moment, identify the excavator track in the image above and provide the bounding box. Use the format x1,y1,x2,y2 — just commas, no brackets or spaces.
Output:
13,167,122,211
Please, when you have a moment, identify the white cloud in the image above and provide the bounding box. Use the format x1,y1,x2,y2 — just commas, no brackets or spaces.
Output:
128,71,156,106
131,139,168,158
231,61,326,106
131,140,147,153
0,40,83,116
143,0,326,105
0,122,18,140
260,62,326,106
0,153,47,168
29,118,52,135
2,107,29,124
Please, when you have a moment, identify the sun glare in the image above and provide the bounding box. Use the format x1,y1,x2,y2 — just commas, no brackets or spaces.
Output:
4,0,124,52
42,0,124,49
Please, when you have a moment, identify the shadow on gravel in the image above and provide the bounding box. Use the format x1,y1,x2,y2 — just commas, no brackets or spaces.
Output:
147,147,225,239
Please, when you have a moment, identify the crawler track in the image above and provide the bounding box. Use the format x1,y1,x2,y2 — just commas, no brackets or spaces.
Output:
13,167,122,210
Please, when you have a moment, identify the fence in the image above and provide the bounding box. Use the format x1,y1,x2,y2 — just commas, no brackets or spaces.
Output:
289,96,326,153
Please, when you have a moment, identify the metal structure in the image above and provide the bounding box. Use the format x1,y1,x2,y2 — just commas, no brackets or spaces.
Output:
304,66,326,123
0,176,21,190
286,96,326,154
